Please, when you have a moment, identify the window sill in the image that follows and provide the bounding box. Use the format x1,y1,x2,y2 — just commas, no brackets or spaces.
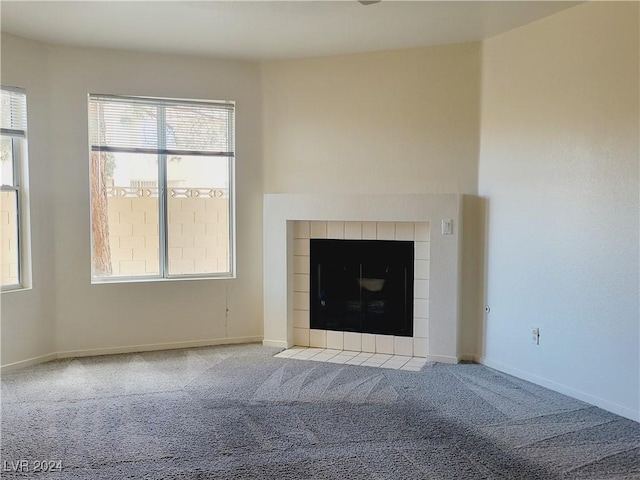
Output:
1,285,32,294
90,274,235,285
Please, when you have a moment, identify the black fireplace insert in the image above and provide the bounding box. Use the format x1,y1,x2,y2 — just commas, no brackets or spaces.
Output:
310,239,414,336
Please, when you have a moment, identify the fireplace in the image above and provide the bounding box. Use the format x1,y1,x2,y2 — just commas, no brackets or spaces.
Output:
310,239,414,336
291,220,429,356
263,193,462,362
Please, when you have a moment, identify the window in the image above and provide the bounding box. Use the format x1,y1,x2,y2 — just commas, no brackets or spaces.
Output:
1,87,29,291
88,94,235,282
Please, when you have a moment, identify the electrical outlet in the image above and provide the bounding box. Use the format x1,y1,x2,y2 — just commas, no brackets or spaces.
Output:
531,327,540,345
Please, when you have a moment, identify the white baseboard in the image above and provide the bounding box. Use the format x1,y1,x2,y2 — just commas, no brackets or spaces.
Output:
1,336,263,373
262,339,289,349
479,357,640,423
56,336,263,359
0,353,58,374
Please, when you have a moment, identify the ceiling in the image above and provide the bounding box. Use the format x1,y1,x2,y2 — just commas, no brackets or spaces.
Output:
1,1,581,61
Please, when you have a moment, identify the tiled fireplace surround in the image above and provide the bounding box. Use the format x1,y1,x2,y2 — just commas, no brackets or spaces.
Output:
291,220,429,356
263,194,462,364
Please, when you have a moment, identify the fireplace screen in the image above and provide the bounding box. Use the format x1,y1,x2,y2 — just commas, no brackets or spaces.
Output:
310,239,414,337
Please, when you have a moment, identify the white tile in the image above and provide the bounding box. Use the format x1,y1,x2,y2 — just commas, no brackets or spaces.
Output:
309,354,334,362
394,337,414,356
294,274,310,293
415,222,430,241
294,238,310,256
310,221,327,239
327,356,348,364
380,362,402,369
305,348,325,354
362,333,376,353
395,223,414,240
326,331,344,350
344,222,362,240
414,318,428,338
381,360,406,367
362,360,385,367
354,352,374,360
294,310,310,329
415,241,430,261
414,260,429,280
293,256,310,274
293,328,310,347
414,279,429,299
362,222,377,240
295,350,320,359
288,349,310,359
376,222,395,240
376,335,395,354
294,292,310,311
343,332,362,352
294,221,310,239
345,358,365,365
407,357,427,366
389,355,412,364
274,350,297,358
314,355,340,362
324,349,343,356
309,329,327,348
319,349,342,359
401,365,423,371
414,299,429,319
334,351,358,359
327,221,345,239
371,353,393,361
384,359,408,365
413,338,428,358
360,360,382,368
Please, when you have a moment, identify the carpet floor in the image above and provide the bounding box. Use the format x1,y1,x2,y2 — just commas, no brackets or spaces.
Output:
1,343,638,479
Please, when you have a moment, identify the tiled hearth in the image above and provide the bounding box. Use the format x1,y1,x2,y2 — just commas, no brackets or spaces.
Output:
292,220,430,357
275,347,429,371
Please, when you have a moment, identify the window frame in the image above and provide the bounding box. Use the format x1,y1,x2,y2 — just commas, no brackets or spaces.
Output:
88,94,236,284
1,86,30,292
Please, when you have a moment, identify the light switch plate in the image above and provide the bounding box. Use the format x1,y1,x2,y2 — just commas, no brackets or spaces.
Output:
441,219,453,235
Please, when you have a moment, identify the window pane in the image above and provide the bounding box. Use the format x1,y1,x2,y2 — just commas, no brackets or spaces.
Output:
1,190,19,286
0,137,15,186
91,152,159,278
166,155,230,275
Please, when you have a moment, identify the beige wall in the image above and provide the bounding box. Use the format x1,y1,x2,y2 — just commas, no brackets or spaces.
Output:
46,44,263,354
478,2,639,419
0,34,57,366
0,34,264,360
261,43,481,195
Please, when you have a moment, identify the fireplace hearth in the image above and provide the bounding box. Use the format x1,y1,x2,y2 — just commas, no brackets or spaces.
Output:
310,239,414,336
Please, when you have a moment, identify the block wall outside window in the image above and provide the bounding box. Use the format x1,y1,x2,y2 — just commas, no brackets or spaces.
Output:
106,193,229,276
0,190,19,285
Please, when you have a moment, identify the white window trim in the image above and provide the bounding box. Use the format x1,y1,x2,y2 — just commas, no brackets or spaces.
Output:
1,86,31,292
